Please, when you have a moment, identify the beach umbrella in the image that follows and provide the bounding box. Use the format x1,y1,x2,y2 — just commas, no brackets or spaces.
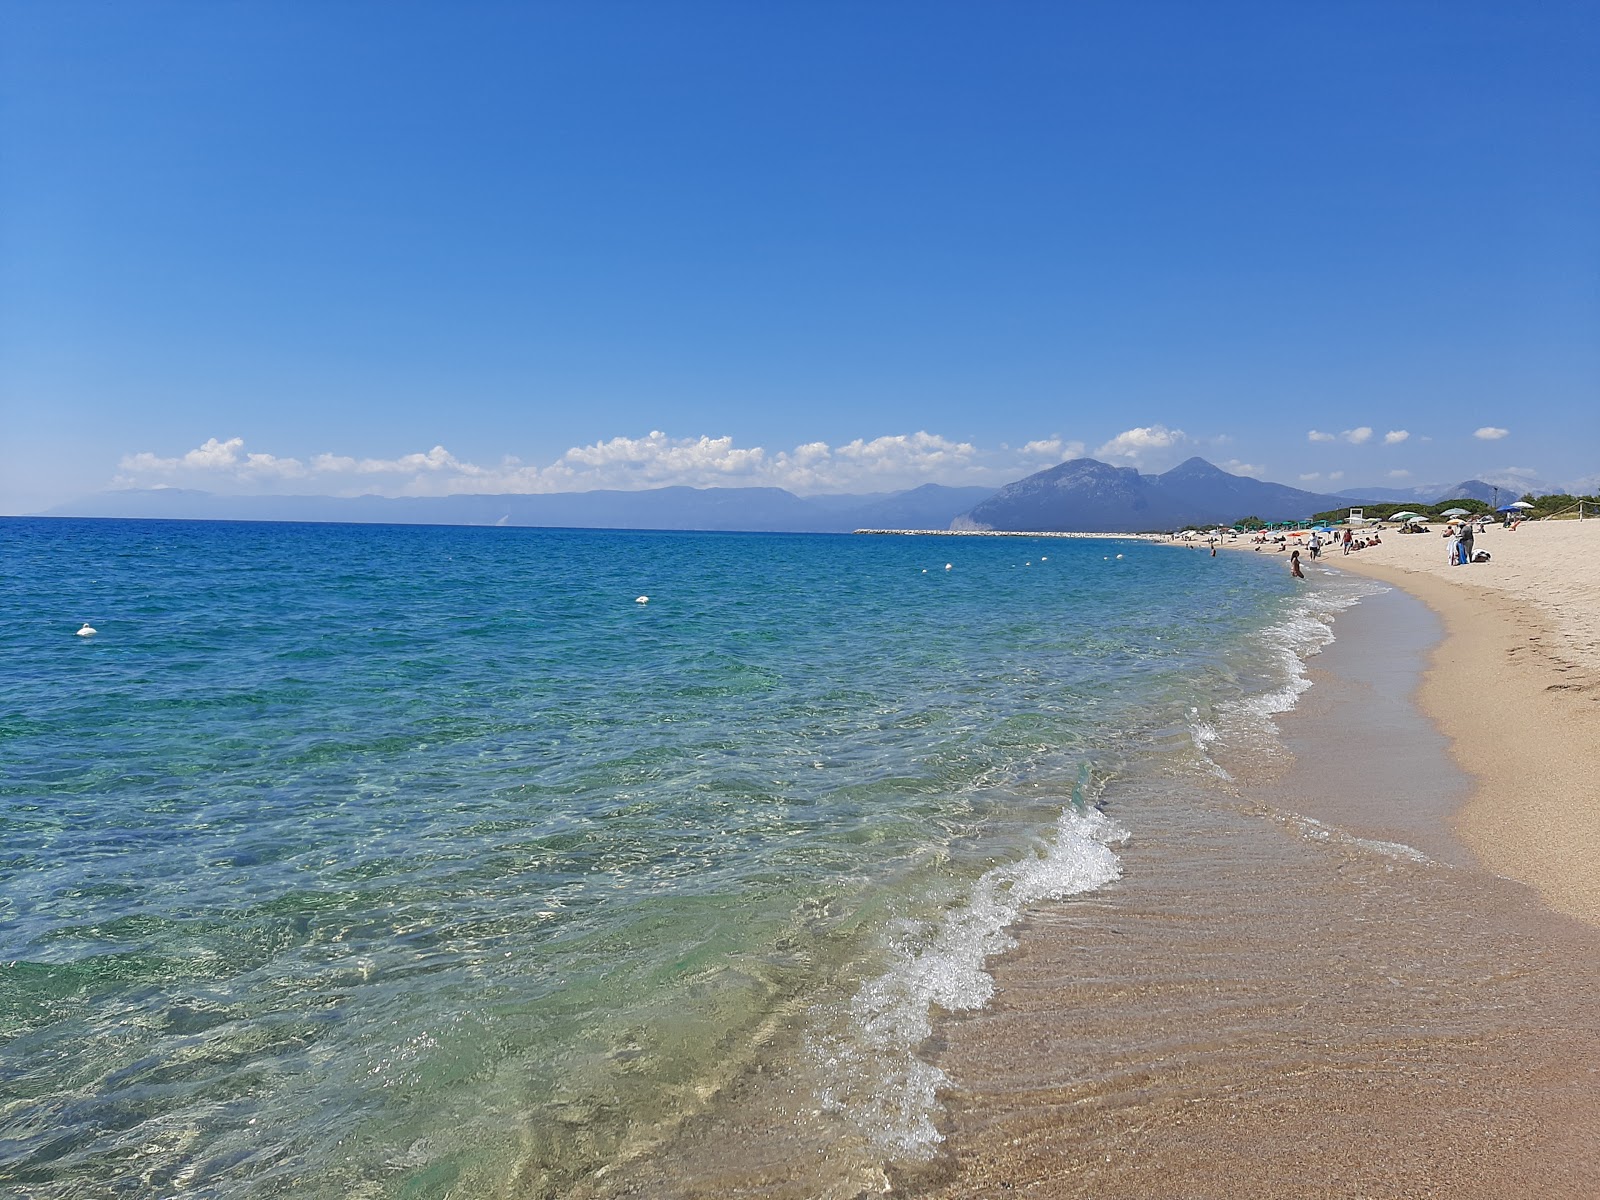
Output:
1439,507,1471,517
1508,501,1535,510
1388,511,1421,522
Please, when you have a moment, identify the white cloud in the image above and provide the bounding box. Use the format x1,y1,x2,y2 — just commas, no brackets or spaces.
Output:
1474,426,1509,440
1328,471,1344,481
1094,424,1187,463
1299,472,1322,481
120,436,241,473
548,431,768,488
766,432,980,493
1220,460,1265,478
1294,427,1367,448
114,430,1094,497
186,436,245,468
1387,469,1411,479
1020,437,1085,460
1383,430,1409,445
310,448,476,476
119,436,307,479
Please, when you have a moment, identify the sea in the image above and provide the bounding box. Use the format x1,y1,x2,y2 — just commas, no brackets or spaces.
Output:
0,518,1378,1198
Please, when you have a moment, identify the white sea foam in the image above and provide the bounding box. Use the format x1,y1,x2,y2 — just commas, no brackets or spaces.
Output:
1193,576,1387,770
1350,836,1434,864
1286,819,1440,864
811,804,1127,1157
1284,814,1435,864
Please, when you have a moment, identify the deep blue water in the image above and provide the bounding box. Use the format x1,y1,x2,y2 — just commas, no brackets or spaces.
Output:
0,518,1345,1197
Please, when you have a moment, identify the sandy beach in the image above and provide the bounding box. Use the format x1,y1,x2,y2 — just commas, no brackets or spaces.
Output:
1303,517,1600,926
913,518,1600,1199
565,520,1600,1200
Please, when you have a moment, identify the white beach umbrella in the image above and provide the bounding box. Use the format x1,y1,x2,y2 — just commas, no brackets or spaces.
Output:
1439,508,1471,517
1508,500,1535,510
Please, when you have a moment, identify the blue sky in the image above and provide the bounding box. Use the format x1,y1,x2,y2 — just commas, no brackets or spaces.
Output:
3,1,1596,512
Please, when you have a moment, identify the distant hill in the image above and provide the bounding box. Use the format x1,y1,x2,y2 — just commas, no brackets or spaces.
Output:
845,483,1004,530
40,483,998,534
38,466,1527,535
954,457,1363,532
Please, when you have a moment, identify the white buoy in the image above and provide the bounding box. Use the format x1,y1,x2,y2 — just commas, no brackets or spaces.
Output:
944,563,952,571
1040,556,1048,562
1116,553,1124,559
921,568,927,574
76,623,96,637
635,596,649,604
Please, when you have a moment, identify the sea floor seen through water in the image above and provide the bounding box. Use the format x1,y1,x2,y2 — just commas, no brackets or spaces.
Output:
4,518,1405,1197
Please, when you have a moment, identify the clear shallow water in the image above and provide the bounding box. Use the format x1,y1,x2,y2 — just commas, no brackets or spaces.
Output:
0,519,1359,1197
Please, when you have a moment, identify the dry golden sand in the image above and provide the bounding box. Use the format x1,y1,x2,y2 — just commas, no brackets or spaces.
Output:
1323,517,1600,670
1316,518,1600,926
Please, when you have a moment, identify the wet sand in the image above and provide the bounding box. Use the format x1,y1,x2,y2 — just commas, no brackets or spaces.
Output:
917,573,1600,1199
1313,519,1600,926
590,528,1600,1199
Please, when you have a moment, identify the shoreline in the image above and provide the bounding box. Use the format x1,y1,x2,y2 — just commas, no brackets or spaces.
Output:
1289,520,1600,926
917,534,1600,1198
852,528,1165,539
549,527,1600,1197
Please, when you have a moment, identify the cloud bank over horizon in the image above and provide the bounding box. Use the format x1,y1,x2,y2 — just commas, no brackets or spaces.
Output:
114,431,1093,499
106,423,1581,503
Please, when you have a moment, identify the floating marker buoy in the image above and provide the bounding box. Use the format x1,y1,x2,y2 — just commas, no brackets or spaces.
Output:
1040,556,1048,562
944,563,952,571
1116,554,1123,560
635,596,649,604
76,623,96,637
921,569,927,574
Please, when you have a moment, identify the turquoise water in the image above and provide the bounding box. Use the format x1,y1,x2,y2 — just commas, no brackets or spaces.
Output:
0,519,1344,1196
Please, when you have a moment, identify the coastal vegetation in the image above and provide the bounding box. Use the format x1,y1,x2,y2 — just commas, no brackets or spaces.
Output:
1309,493,1600,525
1310,499,1490,524
1517,492,1600,519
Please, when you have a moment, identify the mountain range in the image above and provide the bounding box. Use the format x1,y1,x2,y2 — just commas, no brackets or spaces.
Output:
37,462,1510,534
40,482,999,534
953,458,1508,533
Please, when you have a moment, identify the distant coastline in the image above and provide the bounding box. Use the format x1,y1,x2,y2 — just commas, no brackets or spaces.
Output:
852,528,1161,538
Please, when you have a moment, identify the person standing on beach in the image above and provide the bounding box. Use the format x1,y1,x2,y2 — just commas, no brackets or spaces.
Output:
1342,527,1353,555
1289,549,1304,579
1460,520,1475,564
